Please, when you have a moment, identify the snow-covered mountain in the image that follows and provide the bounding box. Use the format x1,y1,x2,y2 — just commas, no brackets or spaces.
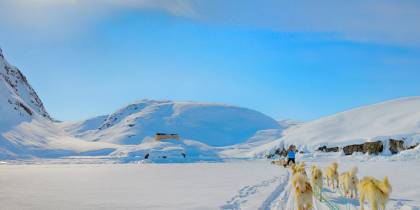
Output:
0,48,114,159
60,100,282,147
0,48,50,126
254,97,420,156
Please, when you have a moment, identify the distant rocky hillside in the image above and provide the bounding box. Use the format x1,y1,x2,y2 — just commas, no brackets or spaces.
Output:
254,97,420,157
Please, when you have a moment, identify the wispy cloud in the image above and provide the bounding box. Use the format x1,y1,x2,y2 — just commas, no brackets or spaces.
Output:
1,0,420,47
187,0,420,47
0,0,195,39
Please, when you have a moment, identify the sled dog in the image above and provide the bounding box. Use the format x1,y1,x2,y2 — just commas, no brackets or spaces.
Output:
358,176,392,210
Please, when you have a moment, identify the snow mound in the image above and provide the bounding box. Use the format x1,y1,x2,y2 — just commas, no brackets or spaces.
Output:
256,97,420,156
63,99,282,146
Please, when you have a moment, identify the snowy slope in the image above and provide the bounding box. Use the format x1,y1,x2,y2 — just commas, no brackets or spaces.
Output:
61,100,282,146
255,97,420,155
59,115,108,137
0,48,116,158
277,119,302,129
0,48,50,130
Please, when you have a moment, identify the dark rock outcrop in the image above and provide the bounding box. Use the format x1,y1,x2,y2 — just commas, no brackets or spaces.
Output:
317,146,339,153
265,147,288,159
274,147,287,157
342,141,383,155
343,144,364,155
363,141,383,155
407,143,419,150
389,139,405,154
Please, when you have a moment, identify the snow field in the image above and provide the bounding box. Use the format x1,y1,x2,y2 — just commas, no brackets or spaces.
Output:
1,158,419,210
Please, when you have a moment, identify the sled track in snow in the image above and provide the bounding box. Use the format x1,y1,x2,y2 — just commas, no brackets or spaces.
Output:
221,165,418,210
220,173,289,210
264,170,359,210
258,172,290,210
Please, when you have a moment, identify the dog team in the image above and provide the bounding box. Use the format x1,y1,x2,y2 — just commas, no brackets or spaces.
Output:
287,161,392,210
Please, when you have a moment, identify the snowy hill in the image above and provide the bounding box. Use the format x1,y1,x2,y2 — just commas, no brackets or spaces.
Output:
61,100,282,147
255,97,420,156
0,48,115,159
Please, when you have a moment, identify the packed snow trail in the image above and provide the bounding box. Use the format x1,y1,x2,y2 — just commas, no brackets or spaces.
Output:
220,172,289,210
267,167,362,210
258,172,290,210
221,166,362,210
222,161,420,210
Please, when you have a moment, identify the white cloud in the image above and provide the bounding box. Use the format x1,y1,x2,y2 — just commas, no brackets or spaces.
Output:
1,0,420,47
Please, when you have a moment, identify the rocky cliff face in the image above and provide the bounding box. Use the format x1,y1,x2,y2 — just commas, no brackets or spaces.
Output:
0,49,102,159
0,48,51,121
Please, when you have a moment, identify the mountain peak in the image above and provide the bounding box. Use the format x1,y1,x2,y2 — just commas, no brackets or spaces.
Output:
132,99,172,105
0,48,51,120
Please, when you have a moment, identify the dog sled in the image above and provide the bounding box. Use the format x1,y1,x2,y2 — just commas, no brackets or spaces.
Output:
271,157,299,168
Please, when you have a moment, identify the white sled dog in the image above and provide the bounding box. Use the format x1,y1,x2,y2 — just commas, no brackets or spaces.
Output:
292,173,314,210
310,165,323,200
358,176,392,210
339,166,359,198
325,162,339,189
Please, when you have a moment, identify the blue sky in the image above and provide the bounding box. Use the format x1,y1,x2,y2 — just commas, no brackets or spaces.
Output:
1,1,420,121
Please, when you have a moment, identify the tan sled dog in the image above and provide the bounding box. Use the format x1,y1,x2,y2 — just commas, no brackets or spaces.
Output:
339,166,359,198
325,162,339,189
358,176,392,210
310,165,323,200
291,162,307,177
292,173,314,210
271,159,286,167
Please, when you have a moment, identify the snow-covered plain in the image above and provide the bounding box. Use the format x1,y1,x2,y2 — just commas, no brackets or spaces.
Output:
0,157,419,210
0,161,283,210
